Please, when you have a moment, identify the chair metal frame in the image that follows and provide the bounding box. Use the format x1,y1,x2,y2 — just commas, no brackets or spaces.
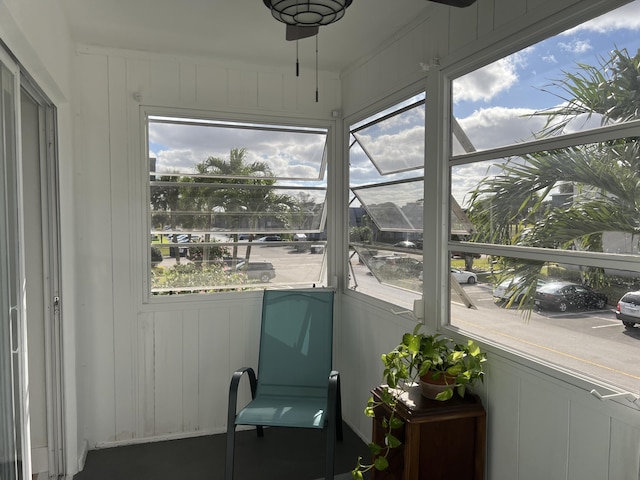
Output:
225,289,343,480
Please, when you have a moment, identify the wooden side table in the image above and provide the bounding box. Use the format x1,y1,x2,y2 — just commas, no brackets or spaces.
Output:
370,385,486,480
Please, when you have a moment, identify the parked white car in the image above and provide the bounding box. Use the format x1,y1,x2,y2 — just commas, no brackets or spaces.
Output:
419,268,478,284
616,290,640,329
450,267,477,284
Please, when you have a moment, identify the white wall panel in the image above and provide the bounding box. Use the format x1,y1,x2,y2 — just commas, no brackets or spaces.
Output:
149,59,181,105
228,69,259,109
153,310,184,435
484,360,520,480
567,402,610,480
494,0,527,30
256,71,284,111
137,312,155,438
108,54,137,443
181,310,201,433
195,64,228,107
447,3,479,54
519,377,570,480
74,52,117,446
609,418,640,480
179,63,197,104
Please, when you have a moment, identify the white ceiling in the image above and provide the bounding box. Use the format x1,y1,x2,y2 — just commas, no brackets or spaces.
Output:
58,0,439,72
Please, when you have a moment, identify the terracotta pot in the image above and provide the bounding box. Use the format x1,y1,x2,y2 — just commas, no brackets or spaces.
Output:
419,371,456,400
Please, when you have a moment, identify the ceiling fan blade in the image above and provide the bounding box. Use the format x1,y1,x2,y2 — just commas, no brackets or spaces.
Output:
428,0,478,6
286,25,319,41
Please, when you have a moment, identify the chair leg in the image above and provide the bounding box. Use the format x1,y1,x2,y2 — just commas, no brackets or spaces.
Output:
335,374,343,442
325,418,336,480
225,423,235,480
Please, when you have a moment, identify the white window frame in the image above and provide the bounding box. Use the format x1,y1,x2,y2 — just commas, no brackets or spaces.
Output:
140,106,336,303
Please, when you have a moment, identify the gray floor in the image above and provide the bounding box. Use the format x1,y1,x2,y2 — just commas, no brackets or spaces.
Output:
73,423,370,480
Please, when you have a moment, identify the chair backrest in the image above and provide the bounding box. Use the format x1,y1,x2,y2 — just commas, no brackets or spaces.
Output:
256,289,335,399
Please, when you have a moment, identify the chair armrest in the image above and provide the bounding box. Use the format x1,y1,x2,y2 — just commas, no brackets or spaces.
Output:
327,370,343,440
227,367,258,430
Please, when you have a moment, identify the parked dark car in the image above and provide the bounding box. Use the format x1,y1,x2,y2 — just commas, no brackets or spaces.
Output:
233,261,276,282
615,290,640,329
534,282,607,312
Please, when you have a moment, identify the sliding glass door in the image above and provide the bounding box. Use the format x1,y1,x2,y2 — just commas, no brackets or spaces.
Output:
0,50,29,480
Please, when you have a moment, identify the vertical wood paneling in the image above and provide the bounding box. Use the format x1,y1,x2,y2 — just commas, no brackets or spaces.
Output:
75,52,117,444
476,0,496,37
494,0,527,29
257,71,284,111
125,57,152,103
228,69,258,109
485,362,520,480
197,312,225,432
153,311,184,434
200,306,238,430
567,402,610,480
519,379,569,480
181,310,200,432
609,418,640,480
149,59,180,104
228,301,262,419
108,55,136,442
196,64,228,106
448,3,478,54
138,312,155,438
179,63,197,104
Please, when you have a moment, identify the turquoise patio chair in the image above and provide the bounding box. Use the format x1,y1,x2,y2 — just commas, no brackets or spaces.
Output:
225,288,343,480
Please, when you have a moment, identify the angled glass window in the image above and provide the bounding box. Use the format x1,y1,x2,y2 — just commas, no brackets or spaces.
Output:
347,94,425,307
352,100,425,175
147,115,329,295
352,179,423,232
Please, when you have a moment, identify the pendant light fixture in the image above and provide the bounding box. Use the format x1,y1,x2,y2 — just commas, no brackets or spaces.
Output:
263,0,353,27
264,0,353,102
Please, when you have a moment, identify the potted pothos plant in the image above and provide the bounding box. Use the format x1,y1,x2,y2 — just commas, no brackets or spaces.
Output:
352,324,486,479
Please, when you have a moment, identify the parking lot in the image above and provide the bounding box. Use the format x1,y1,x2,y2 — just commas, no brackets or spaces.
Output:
452,281,640,395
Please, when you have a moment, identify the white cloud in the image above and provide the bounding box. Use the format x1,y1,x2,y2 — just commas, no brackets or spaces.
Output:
565,2,640,34
457,106,545,151
453,58,519,103
453,48,534,103
558,39,592,54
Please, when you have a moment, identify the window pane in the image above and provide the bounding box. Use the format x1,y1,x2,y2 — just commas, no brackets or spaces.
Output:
450,253,640,395
352,100,425,174
147,116,328,295
347,94,425,306
352,180,423,232
452,138,640,255
150,117,327,179
452,2,640,154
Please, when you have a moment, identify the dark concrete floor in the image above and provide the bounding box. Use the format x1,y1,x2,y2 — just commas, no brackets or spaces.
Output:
73,423,370,480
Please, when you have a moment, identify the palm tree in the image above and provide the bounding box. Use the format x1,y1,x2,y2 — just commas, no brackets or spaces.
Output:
467,48,640,307
190,148,299,267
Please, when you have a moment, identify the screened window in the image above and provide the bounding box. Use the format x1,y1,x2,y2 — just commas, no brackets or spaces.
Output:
449,0,640,396
147,115,329,295
347,96,425,308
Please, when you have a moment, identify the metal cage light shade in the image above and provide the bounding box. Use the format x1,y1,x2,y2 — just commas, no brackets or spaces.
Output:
263,0,353,26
